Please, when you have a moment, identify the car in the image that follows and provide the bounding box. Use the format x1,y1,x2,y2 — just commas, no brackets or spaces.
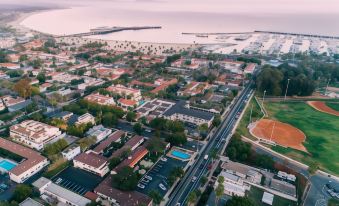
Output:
159,183,167,191
192,176,197,182
161,157,168,162
145,129,152,133
137,184,145,189
204,155,209,160
145,175,152,180
142,178,150,183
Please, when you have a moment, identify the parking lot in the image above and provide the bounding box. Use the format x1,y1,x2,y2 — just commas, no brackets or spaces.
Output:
136,156,188,196
52,167,103,196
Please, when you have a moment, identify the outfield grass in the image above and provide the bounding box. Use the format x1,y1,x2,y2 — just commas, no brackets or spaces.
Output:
247,186,297,206
236,97,263,140
326,102,339,111
264,101,339,175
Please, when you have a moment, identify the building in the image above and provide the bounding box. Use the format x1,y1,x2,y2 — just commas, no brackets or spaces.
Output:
111,135,144,159
0,71,10,79
177,81,210,96
1,95,25,107
86,125,112,143
162,100,215,127
262,192,274,206
270,178,296,197
0,138,49,183
0,99,5,111
10,120,64,151
94,175,152,206
84,93,115,106
135,98,176,121
221,161,262,184
93,130,126,154
77,77,105,90
19,198,44,206
218,60,244,74
61,144,81,160
75,113,96,126
51,111,74,121
150,78,178,94
277,171,296,182
106,84,142,101
33,177,91,206
0,63,20,70
118,98,137,111
215,171,250,197
112,146,148,173
73,151,109,177
244,63,257,74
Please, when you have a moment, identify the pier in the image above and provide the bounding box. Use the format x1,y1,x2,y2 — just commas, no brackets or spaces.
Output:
63,26,162,37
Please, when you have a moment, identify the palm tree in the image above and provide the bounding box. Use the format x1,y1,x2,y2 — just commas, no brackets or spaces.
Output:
187,191,197,206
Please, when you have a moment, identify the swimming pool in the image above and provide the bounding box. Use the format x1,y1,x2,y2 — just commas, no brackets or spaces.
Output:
0,160,17,171
171,150,191,160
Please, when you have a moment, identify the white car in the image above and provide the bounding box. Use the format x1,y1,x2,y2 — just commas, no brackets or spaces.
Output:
137,184,145,189
145,175,152,180
161,157,168,162
159,183,167,191
192,176,197,183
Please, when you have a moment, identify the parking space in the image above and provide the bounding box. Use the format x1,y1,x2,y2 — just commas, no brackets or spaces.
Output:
51,167,103,196
136,157,188,196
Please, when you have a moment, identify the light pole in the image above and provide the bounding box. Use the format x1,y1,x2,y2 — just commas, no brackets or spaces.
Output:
325,78,331,95
262,90,267,107
284,79,290,101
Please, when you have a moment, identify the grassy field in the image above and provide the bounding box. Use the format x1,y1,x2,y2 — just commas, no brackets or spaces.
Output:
326,102,339,111
236,97,263,140
264,101,339,175
247,186,297,206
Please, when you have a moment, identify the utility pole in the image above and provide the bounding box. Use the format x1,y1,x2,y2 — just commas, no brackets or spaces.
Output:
249,104,253,123
325,78,331,95
262,90,267,106
284,78,290,101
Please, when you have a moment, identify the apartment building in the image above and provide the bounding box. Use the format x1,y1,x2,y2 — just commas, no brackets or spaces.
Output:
61,145,81,160
73,151,109,177
106,84,142,101
86,125,112,143
0,138,49,183
75,113,96,126
215,171,250,197
84,93,115,106
10,120,64,151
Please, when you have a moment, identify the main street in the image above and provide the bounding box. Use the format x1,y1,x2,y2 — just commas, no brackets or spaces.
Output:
166,83,253,206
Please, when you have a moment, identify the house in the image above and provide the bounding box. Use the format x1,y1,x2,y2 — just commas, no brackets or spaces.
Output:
10,120,64,151
0,71,10,79
7,54,20,63
19,198,44,206
0,63,20,70
177,81,210,96
33,177,91,206
0,95,31,112
162,100,215,127
51,111,74,121
106,84,142,101
221,161,262,184
77,77,105,90
39,82,52,92
0,99,5,111
244,63,257,74
61,144,81,160
94,175,152,206
0,138,49,183
118,98,137,111
86,125,112,143
110,135,144,159
150,78,178,94
112,146,148,174
23,40,44,50
73,151,109,177
75,113,96,126
84,93,115,106
218,60,244,74
270,178,296,197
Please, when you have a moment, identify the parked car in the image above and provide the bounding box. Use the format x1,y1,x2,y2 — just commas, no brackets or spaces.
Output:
159,183,167,191
137,184,145,189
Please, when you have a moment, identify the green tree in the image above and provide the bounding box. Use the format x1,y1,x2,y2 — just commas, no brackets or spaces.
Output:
102,112,118,127
126,111,137,122
13,79,32,99
215,183,224,205
225,196,255,206
37,72,46,83
108,157,121,170
166,132,187,146
212,115,221,127
11,184,32,202
148,190,163,205
146,136,166,155
111,166,138,191
133,122,143,135
256,66,284,95
187,191,197,206
308,161,320,175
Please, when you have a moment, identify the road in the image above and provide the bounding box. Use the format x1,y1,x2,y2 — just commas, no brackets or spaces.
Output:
166,83,253,206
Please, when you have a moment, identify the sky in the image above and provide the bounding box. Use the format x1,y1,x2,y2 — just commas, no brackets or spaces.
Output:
1,0,339,14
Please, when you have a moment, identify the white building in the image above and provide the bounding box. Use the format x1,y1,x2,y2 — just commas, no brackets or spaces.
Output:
0,138,49,183
33,177,91,206
84,93,115,106
73,151,109,177
0,63,20,70
86,125,112,143
61,145,81,160
215,171,250,197
10,120,64,151
75,113,96,126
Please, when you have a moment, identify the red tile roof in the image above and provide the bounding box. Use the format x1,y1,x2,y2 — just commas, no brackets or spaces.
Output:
93,130,125,154
74,152,108,168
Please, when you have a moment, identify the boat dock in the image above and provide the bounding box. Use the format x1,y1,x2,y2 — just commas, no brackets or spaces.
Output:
63,26,162,37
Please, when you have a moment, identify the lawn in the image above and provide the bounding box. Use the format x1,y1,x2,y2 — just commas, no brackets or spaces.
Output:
236,97,263,140
264,101,339,175
326,102,339,111
247,186,297,206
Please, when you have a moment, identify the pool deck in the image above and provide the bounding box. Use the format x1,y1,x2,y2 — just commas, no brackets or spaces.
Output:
0,158,17,172
166,146,196,162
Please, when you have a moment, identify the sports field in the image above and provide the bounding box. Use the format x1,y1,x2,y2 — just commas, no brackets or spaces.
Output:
264,101,339,175
307,101,339,116
250,119,307,152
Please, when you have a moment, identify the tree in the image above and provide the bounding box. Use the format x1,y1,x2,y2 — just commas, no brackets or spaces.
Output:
44,139,68,156
108,157,121,170
200,176,208,186
37,72,46,83
308,161,320,174
256,66,284,96
187,191,197,206
13,79,32,98
146,136,166,155
148,190,163,205
11,184,32,202
126,111,136,122
133,122,143,135
225,196,255,206
198,123,209,136
111,166,138,191
166,132,187,146
215,183,224,205
102,112,118,127
0,50,8,63
168,167,184,185
212,115,221,127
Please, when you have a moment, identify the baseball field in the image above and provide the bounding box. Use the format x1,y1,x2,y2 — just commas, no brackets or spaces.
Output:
263,101,339,175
